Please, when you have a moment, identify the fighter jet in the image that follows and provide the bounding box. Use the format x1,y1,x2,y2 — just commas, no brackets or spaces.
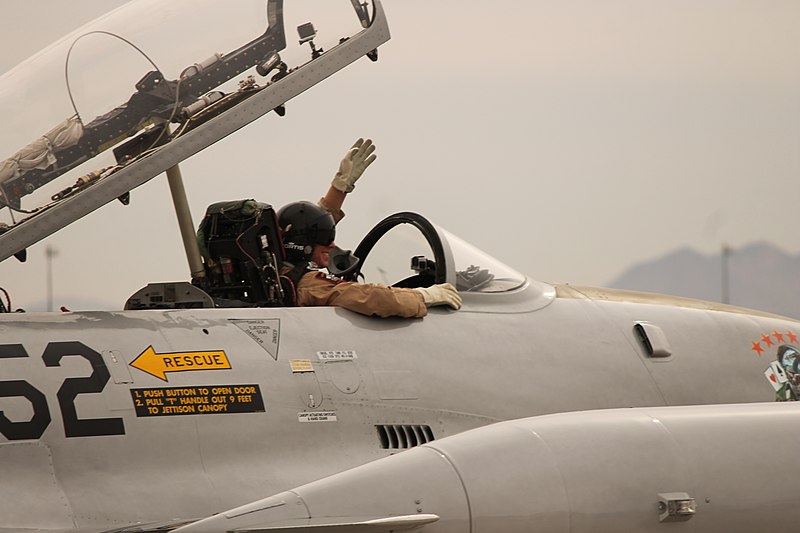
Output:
0,1,797,532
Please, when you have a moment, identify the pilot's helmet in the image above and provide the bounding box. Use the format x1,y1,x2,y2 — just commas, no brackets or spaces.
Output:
277,201,336,261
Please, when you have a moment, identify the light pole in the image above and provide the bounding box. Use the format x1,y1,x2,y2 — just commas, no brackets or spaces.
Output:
721,243,732,305
45,245,58,312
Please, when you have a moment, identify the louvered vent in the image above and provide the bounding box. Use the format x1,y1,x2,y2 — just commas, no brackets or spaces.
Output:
376,424,435,449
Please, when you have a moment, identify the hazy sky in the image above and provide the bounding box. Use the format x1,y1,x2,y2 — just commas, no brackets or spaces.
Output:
0,0,798,311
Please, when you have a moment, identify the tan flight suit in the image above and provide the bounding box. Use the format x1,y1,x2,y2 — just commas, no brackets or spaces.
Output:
296,270,427,318
318,196,345,223
284,198,426,317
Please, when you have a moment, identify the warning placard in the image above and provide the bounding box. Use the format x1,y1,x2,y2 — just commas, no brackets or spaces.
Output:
298,411,337,422
130,384,265,417
231,319,280,360
290,359,314,373
317,350,357,361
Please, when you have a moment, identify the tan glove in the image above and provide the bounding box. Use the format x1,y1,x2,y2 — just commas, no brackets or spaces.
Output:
331,138,377,193
414,283,462,310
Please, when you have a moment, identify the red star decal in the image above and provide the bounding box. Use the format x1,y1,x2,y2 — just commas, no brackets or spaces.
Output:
761,334,775,347
788,331,799,344
751,341,764,355
773,331,786,343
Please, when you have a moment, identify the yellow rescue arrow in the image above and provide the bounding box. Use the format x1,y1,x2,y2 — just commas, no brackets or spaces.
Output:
130,346,231,382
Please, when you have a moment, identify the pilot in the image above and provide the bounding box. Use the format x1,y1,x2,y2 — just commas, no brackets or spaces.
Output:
277,139,461,318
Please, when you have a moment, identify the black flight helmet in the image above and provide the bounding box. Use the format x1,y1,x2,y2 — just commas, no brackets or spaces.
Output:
277,201,336,261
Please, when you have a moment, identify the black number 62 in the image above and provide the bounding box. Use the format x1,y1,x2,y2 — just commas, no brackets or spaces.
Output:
0,342,125,440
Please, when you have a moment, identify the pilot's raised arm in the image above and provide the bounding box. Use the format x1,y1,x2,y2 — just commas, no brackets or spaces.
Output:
276,202,460,318
316,137,376,223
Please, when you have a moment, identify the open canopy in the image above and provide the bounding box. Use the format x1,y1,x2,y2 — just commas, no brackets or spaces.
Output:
0,0,389,265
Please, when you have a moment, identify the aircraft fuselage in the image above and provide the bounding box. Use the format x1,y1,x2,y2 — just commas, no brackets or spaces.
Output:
0,283,794,530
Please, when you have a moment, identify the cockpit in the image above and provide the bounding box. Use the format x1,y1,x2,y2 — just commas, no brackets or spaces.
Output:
124,203,530,310
0,0,551,314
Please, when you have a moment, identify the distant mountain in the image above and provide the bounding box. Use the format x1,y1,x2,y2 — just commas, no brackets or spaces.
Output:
607,242,800,319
